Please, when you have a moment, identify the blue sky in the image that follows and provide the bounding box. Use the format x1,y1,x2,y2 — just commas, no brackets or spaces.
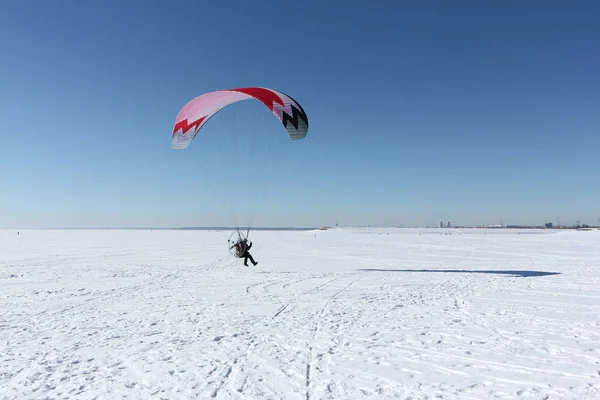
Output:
1,0,598,228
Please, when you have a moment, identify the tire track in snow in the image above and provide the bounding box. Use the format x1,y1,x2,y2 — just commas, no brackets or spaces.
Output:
272,304,289,319
211,272,359,398
305,274,364,400
207,311,301,397
392,343,594,381
208,275,349,398
245,279,284,295
257,273,349,321
6,270,174,351
210,361,234,398
1,269,189,398
202,273,343,397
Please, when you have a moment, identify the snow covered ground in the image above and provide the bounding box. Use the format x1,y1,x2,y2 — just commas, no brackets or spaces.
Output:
1,228,599,399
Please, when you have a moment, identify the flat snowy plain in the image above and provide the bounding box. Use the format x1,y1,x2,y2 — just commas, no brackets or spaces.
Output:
1,228,599,399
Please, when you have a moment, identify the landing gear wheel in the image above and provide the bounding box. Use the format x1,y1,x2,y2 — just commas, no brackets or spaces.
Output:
227,230,249,258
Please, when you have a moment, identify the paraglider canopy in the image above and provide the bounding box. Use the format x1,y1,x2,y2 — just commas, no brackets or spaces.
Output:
172,87,308,150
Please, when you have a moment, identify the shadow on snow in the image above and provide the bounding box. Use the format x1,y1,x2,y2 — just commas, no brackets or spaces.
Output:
356,269,561,278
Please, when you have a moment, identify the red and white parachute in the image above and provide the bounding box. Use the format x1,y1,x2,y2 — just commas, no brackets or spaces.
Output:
172,87,309,150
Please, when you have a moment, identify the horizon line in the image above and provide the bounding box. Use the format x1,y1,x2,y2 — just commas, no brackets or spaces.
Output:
2,225,597,231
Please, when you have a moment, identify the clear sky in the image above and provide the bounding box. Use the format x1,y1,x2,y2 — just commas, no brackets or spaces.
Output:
1,0,598,228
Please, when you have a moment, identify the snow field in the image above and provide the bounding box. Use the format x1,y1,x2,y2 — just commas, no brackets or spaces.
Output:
1,228,599,399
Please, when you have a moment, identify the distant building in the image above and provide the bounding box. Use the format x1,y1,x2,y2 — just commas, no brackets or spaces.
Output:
440,221,443,228
447,221,451,228
545,222,553,229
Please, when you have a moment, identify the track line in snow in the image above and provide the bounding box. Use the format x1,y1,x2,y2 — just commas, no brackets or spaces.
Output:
272,304,289,319
393,343,594,381
245,278,283,295
305,274,364,400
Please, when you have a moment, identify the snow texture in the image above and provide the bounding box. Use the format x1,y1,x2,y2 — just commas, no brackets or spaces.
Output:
1,228,599,399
